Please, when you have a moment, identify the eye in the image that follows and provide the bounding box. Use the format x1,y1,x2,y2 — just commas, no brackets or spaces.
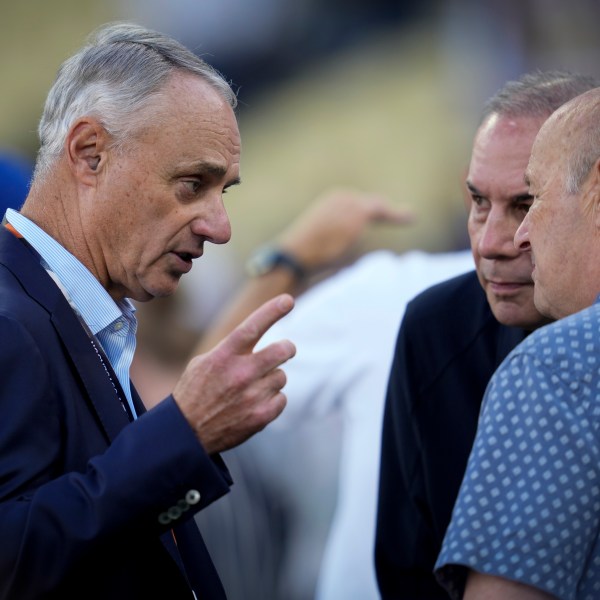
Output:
470,194,490,212
468,195,490,224
182,179,202,195
516,196,534,215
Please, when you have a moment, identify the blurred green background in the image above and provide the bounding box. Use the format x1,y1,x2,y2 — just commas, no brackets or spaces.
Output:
2,0,599,272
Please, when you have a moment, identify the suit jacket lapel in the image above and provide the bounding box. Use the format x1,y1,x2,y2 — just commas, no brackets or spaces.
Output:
1,228,213,594
0,228,132,442
51,299,133,440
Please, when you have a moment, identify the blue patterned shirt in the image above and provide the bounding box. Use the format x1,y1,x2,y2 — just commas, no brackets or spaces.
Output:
435,299,600,600
5,209,138,418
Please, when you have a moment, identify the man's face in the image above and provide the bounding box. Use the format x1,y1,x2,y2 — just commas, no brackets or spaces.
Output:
516,121,599,320
467,113,550,330
87,73,241,302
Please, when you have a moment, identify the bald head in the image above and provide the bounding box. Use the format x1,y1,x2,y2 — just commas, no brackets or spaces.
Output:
516,86,600,320
533,87,600,195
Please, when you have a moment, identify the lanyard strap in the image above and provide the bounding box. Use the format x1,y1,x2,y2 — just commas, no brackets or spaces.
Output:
4,220,22,238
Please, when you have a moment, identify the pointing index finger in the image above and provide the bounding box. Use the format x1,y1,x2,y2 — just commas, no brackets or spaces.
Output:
220,294,295,355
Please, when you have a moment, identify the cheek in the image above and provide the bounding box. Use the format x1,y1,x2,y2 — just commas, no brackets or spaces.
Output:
116,186,171,231
529,213,555,256
122,236,165,279
467,220,482,256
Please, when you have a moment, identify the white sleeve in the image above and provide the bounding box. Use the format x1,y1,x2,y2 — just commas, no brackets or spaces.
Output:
258,250,474,428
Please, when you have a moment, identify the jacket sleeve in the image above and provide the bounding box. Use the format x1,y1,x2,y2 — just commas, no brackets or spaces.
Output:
0,314,231,599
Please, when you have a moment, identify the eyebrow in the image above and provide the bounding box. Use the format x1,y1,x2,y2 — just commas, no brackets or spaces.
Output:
465,181,482,196
224,177,241,190
180,161,241,188
466,180,532,202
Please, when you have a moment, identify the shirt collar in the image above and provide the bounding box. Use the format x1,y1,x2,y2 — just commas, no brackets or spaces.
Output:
5,208,135,334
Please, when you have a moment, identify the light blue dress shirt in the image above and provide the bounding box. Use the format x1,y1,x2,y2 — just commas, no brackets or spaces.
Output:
5,208,138,418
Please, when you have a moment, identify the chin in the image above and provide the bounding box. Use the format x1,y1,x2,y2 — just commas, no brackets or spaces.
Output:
147,286,179,299
490,302,550,331
533,296,569,322
136,277,181,301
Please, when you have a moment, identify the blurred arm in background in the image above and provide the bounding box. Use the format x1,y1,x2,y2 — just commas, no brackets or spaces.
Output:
195,187,414,353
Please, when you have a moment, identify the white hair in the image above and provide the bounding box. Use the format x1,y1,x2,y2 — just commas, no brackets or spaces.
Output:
34,22,237,180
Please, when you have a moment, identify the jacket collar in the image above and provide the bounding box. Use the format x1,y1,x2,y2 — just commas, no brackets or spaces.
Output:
0,227,136,441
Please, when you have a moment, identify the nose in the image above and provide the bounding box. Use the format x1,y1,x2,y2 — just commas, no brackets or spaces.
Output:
190,195,231,245
514,211,531,251
476,209,520,259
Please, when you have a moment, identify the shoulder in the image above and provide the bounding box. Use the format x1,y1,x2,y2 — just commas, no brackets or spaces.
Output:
407,270,482,312
0,262,52,323
522,303,600,350
402,270,488,334
502,303,600,381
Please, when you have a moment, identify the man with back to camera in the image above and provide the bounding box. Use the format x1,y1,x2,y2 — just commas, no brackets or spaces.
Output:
375,71,599,599
0,22,296,599
435,86,600,600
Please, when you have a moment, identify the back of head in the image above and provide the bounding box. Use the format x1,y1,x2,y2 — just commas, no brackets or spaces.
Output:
34,22,237,181
481,70,599,123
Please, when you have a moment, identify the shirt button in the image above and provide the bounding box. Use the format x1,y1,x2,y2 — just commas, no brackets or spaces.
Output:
113,321,124,331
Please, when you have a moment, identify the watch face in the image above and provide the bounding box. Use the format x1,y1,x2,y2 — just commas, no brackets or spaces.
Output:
246,246,305,278
246,246,279,276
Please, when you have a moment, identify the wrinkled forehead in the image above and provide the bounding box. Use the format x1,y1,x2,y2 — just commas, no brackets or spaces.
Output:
131,73,241,155
469,114,544,194
526,144,571,204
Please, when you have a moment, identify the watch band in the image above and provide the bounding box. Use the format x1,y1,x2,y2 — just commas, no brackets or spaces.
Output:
245,245,306,279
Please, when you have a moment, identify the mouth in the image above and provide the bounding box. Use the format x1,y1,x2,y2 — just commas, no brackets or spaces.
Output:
487,279,532,296
171,250,201,273
176,251,194,262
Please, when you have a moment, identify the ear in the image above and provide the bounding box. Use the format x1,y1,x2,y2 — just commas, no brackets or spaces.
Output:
65,117,109,185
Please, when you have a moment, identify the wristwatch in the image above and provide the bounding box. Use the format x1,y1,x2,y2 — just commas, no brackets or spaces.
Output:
245,245,306,279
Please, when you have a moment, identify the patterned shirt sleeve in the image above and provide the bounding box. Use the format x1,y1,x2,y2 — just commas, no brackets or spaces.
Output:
434,337,600,600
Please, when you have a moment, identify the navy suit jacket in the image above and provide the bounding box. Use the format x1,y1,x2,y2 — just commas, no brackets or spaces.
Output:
375,271,528,599
0,227,232,599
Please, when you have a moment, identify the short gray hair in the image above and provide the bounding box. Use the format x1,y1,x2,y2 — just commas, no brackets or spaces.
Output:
34,22,237,179
481,70,599,195
481,70,598,123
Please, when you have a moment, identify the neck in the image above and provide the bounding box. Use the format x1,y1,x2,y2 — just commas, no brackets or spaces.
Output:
21,179,108,294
